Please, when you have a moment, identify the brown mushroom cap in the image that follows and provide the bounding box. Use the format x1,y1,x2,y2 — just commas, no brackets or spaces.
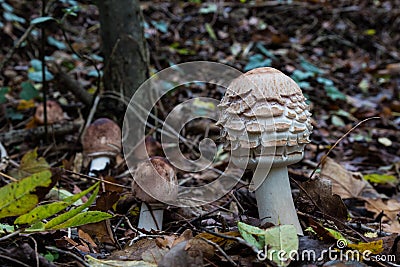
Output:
82,118,122,157
34,100,64,125
217,67,312,164
131,157,178,204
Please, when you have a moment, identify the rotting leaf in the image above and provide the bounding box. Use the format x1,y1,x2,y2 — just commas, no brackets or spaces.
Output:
9,148,50,179
296,178,348,221
0,170,53,219
263,225,298,267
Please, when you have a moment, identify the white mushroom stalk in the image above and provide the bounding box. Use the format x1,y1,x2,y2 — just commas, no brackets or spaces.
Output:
82,118,122,176
217,67,312,235
132,157,178,232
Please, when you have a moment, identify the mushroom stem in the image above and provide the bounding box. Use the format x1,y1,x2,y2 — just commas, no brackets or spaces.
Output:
88,156,111,177
137,202,164,231
254,166,303,235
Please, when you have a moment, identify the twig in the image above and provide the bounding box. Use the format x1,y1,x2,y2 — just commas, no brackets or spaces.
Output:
0,24,34,71
199,237,238,267
0,171,18,182
28,236,39,267
63,169,131,189
201,228,260,256
0,122,82,146
51,67,93,106
0,229,21,242
0,254,31,267
45,246,89,267
309,117,380,179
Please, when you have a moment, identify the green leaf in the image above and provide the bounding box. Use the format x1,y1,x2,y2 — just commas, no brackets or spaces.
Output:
1,2,13,12
15,182,99,225
0,223,15,233
50,211,112,230
238,222,266,250
324,227,347,241
31,16,54,25
363,174,398,184
316,76,334,86
205,23,216,40
3,11,26,23
5,107,23,120
264,225,298,267
291,69,314,82
25,221,45,232
199,3,217,14
28,70,54,82
151,20,168,33
47,36,66,50
331,115,345,127
19,81,39,100
300,59,324,74
45,184,100,229
324,85,346,100
244,54,272,71
256,43,277,60
0,170,53,219
0,87,9,103
30,59,43,71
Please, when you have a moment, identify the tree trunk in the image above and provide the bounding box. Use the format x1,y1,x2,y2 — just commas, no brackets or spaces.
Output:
97,0,149,119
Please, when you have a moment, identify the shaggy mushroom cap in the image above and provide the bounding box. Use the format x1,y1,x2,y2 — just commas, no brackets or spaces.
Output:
132,157,178,204
217,67,312,166
82,118,122,157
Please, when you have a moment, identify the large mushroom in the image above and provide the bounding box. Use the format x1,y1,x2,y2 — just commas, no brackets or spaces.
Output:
132,157,178,231
217,67,312,235
82,118,122,176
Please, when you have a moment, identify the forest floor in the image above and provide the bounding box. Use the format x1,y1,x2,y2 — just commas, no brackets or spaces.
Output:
0,1,399,266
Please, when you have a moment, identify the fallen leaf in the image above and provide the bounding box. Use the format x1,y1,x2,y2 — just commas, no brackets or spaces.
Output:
0,170,53,219
321,157,384,199
348,240,384,254
365,199,400,222
86,255,157,267
297,178,348,221
264,225,299,267
158,238,214,267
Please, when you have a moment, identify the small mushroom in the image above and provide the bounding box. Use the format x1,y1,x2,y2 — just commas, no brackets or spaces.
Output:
34,100,64,125
82,118,121,176
131,157,178,231
217,67,312,235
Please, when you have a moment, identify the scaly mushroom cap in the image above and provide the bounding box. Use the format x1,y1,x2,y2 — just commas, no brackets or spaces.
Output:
82,118,122,157
132,157,178,204
217,67,312,164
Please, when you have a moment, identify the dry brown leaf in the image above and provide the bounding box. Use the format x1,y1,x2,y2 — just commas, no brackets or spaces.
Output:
297,178,348,221
156,235,179,249
365,199,400,221
383,221,400,234
320,157,383,199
